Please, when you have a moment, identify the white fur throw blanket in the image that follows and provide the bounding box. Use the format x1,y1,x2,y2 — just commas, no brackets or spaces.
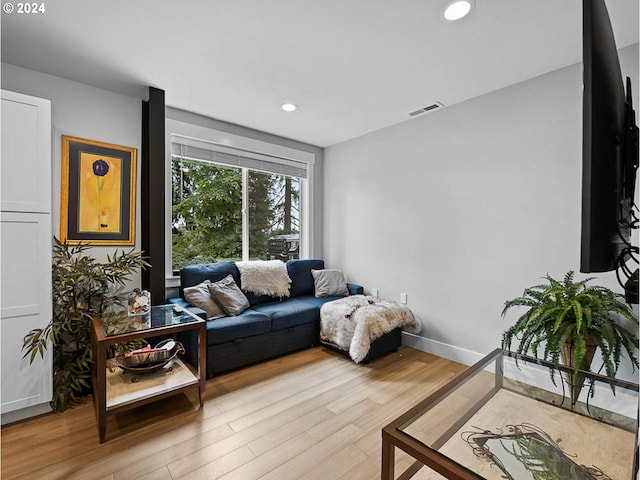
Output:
236,260,291,298
320,295,422,363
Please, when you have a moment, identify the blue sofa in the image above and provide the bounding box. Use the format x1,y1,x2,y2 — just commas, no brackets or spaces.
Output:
168,259,363,377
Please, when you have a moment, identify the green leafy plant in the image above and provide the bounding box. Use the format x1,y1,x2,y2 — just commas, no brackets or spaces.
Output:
23,237,149,412
501,271,638,403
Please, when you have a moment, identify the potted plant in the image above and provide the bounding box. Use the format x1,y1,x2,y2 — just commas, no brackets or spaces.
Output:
501,271,638,405
22,238,149,412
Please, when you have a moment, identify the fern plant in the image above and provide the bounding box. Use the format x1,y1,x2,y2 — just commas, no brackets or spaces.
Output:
501,271,638,402
22,238,149,412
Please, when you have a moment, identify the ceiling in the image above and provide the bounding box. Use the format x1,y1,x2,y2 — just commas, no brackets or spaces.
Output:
1,0,638,148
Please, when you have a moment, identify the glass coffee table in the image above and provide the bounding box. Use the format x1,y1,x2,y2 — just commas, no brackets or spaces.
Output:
381,349,638,479
91,304,206,442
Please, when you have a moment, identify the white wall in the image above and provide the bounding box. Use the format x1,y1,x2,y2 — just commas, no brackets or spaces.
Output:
323,44,639,371
2,62,144,287
1,63,326,296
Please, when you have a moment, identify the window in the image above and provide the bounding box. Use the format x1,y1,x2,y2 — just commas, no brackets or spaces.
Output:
171,158,242,268
247,170,300,261
170,137,304,272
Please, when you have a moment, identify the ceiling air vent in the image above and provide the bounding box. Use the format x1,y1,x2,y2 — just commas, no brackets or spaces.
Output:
408,102,444,117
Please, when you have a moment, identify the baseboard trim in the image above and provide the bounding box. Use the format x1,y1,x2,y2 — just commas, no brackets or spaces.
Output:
402,334,636,419
401,332,486,367
1,402,52,425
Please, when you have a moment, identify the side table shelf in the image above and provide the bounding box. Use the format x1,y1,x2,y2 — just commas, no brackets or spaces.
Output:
105,357,199,410
91,305,206,443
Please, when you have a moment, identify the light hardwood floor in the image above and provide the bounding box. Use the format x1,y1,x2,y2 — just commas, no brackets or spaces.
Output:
1,346,466,480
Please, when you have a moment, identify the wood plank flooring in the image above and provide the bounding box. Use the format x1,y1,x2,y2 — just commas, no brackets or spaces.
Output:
1,346,467,480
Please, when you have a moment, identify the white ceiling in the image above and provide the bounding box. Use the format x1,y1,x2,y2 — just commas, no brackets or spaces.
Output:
1,0,638,147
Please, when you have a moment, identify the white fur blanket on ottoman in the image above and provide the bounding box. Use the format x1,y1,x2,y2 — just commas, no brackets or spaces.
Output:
320,295,422,363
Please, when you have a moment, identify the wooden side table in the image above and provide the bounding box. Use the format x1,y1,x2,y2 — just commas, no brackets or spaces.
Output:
90,305,206,443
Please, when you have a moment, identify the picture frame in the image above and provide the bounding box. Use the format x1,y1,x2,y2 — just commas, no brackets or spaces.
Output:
60,135,137,246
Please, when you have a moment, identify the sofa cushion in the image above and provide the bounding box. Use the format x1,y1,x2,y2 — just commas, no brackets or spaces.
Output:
311,269,349,297
296,294,348,310
180,262,240,298
287,259,325,297
207,275,250,316
167,297,191,309
242,290,274,307
205,309,272,345
348,283,364,295
183,280,226,319
252,298,320,330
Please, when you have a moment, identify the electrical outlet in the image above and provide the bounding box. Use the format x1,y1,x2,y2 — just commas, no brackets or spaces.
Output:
400,293,407,304
372,288,379,298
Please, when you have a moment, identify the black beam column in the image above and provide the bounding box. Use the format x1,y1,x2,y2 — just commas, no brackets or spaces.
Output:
141,87,165,304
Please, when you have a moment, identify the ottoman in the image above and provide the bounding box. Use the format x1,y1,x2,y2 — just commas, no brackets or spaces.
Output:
319,295,422,363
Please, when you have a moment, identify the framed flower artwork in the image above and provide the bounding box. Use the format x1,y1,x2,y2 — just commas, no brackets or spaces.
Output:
60,135,137,245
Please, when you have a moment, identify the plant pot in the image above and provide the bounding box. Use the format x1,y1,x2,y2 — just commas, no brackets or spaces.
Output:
559,337,598,405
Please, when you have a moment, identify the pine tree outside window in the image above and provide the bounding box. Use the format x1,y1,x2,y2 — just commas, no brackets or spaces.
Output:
171,151,302,272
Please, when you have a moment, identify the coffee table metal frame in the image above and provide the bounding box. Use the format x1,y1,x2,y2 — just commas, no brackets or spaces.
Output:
381,348,639,480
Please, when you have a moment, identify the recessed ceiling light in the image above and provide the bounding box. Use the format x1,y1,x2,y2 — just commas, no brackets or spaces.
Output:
442,0,474,22
281,103,298,112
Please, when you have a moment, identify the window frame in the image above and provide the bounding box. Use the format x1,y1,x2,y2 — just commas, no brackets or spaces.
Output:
165,118,315,284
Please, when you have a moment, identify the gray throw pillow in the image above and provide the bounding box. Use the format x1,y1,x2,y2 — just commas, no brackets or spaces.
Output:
311,269,349,297
183,280,226,319
207,274,250,316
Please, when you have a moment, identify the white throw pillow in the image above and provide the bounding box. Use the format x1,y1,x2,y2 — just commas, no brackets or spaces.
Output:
236,260,291,298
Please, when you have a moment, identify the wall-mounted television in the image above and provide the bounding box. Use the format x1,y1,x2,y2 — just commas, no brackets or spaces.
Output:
580,0,638,300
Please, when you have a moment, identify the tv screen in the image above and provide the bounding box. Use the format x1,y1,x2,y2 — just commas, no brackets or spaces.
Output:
580,0,638,275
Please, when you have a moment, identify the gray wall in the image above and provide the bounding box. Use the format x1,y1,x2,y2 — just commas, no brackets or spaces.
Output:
2,62,144,287
323,44,639,370
1,63,326,295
